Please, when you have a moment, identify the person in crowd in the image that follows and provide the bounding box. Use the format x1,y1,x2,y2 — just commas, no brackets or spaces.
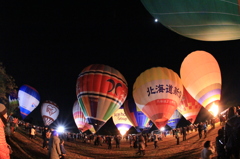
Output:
30,125,36,139
106,135,112,149
114,135,120,148
182,127,187,141
153,134,158,148
175,128,180,145
60,139,66,159
0,104,11,159
203,122,208,138
198,122,204,139
48,131,61,159
136,134,145,156
200,140,215,159
224,106,240,159
216,128,225,159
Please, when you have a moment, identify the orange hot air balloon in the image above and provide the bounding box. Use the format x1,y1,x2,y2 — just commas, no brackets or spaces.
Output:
72,100,92,133
76,64,128,132
180,50,221,116
177,87,202,124
133,67,183,129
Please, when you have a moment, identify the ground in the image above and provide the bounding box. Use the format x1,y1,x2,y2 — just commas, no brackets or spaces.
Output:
7,123,222,159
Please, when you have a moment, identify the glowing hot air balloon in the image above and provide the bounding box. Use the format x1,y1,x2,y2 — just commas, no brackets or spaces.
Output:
123,98,152,133
133,67,183,130
41,100,59,126
177,87,202,124
72,100,92,133
76,64,128,132
112,107,133,136
141,0,240,41
180,50,221,117
167,110,182,129
18,85,40,119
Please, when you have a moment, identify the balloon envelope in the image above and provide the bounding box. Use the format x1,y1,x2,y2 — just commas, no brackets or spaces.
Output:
41,100,59,126
177,87,202,124
18,85,40,119
123,98,151,133
133,67,183,129
72,100,92,133
112,107,133,136
141,0,240,41
167,110,182,129
76,64,128,132
180,51,221,112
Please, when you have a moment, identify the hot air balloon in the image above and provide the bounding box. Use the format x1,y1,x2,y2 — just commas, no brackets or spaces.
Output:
133,67,183,130
140,0,240,41
167,110,182,129
72,100,92,133
76,64,128,132
41,100,59,126
177,87,202,124
180,50,221,117
8,90,19,114
123,98,152,133
18,85,40,119
112,107,133,136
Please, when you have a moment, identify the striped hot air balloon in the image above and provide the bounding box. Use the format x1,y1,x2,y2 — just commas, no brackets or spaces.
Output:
18,85,40,119
76,64,128,132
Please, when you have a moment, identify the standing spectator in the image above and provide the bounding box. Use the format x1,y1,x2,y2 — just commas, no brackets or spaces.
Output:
175,128,180,145
48,131,61,159
114,135,120,148
182,127,187,141
136,135,145,156
42,127,48,149
153,134,158,148
200,140,215,159
203,122,208,138
0,103,11,159
198,122,203,139
106,136,112,149
30,125,36,139
60,139,66,159
216,128,225,159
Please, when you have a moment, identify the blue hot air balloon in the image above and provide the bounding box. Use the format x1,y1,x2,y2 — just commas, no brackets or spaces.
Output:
18,85,40,119
167,110,182,129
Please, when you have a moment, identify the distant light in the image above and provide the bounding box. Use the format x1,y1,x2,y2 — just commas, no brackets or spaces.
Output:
160,127,165,131
155,19,158,22
56,126,65,133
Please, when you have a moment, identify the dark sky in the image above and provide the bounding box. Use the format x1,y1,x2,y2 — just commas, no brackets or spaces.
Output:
1,1,240,131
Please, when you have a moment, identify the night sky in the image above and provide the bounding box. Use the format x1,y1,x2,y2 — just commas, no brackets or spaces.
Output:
1,1,240,132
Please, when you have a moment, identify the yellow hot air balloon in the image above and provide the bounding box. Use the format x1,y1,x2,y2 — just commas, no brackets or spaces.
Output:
133,67,183,129
180,50,221,116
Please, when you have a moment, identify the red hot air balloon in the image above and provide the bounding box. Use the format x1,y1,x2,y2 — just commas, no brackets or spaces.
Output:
76,64,128,132
177,87,202,124
133,67,183,129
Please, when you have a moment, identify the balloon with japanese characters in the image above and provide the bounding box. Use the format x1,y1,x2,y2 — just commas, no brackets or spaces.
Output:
18,85,40,119
180,50,221,117
167,109,182,129
76,64,128,132
133,67,183,129
123,98,152,133
72,100,92,133
177,87,202,124
112,106,133,136
141,0,240,41
41,100,59,126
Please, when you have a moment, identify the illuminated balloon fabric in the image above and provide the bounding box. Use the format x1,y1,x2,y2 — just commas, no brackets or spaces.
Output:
180,50,221,110
72,100,92,133
167,110,182,129
123,98,151,133
41,100,59,126
133,67,183,129
76,64,128,132
140,0,240,41
177,87,202,124
112,107,133,135
18,85,40,119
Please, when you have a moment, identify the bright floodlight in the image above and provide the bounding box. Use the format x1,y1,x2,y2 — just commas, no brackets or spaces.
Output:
56,126,65,133
208,103,219,117
160,127,165,131
155,19,158,22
